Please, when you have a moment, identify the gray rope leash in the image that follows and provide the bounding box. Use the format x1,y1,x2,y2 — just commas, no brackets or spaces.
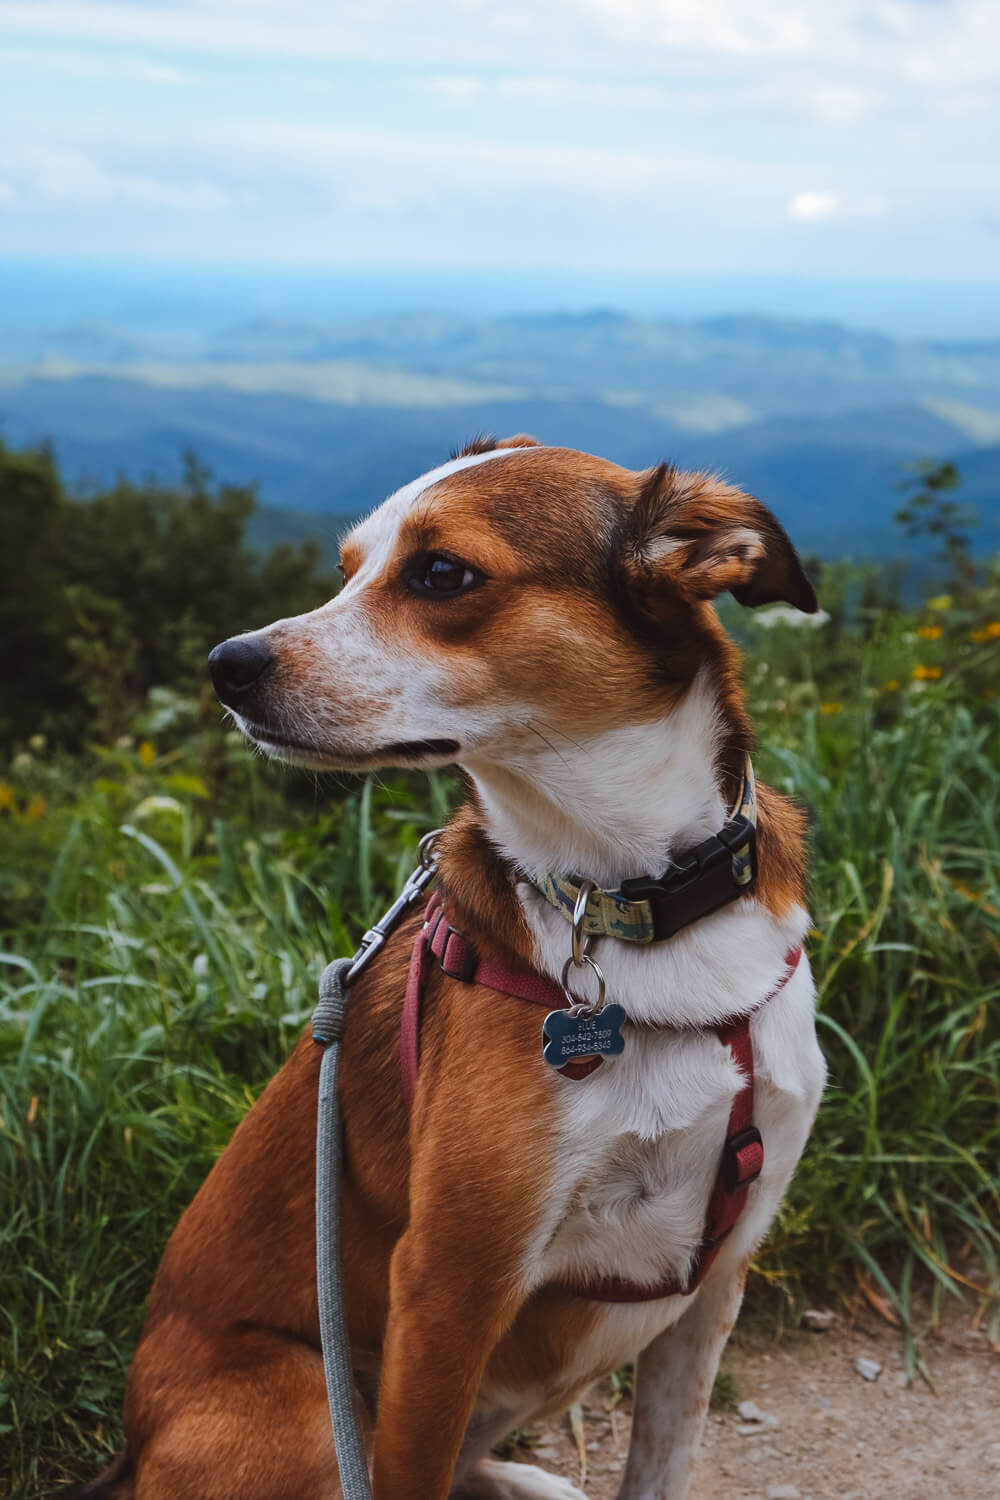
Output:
313,958,373,1500
311,833,441,1499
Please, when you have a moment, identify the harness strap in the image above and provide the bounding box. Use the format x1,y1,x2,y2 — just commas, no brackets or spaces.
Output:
401,893,601,1108
400,892,802,1302
579,1015,761,1302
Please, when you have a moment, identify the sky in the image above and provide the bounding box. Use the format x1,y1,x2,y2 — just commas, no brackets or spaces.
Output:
0,1,998,283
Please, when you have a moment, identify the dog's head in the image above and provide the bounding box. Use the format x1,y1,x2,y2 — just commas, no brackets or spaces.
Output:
208,437,815,772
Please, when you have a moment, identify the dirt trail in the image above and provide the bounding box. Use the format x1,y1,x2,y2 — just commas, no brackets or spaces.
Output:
525,1301,1000,1500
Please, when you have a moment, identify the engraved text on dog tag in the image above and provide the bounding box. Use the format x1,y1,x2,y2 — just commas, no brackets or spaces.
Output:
542,1004,626,1070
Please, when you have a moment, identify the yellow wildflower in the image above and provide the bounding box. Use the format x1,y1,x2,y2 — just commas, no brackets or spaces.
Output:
881,679,900,693
138,740,156,766
928,594,952,612
821,701,843,715
913,664,943,681
0,781,15,813
917,625,942,639
970,620,1000,642
24,796,47,823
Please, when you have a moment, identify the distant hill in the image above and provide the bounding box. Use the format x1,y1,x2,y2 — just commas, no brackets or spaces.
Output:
1,309,997,559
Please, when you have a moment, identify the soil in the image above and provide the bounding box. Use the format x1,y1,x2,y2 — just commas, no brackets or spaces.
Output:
523,1298,1000,1500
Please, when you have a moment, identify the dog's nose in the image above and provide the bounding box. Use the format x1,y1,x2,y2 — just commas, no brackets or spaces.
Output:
208,637,275,705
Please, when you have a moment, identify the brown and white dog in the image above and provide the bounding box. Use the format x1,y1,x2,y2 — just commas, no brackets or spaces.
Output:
79,438,826,1500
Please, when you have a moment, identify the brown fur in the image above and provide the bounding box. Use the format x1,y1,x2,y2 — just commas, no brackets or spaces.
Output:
82,440,816,1498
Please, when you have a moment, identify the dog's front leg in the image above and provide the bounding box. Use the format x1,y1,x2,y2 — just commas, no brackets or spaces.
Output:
614,1260,747,1500
371,1218,523,1500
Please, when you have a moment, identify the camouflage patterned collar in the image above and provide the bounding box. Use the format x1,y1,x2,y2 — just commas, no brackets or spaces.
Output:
529,756,759,945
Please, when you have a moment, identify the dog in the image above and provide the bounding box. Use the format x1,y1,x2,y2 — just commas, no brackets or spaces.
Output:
77,437,826,1500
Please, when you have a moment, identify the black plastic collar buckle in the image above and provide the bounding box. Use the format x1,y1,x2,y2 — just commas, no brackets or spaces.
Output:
619,813,758,942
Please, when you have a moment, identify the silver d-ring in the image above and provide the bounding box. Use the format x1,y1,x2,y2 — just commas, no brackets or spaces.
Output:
571,879,597,967
417,827,445,871
561,953,606,1013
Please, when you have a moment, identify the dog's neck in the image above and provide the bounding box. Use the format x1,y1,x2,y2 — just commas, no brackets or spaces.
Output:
441,671,808,1026
461,673,732,890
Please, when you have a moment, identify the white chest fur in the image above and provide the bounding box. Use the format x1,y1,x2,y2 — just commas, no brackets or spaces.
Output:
482,954,826,1419
517,923,826,1338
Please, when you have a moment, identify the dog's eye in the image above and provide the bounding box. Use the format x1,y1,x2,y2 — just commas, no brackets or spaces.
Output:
409,553,481,597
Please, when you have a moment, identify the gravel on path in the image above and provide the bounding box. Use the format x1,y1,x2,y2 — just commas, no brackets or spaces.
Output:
517,1299,999,1500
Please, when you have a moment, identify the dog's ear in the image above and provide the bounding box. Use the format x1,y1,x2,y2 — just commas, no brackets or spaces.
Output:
451,433,540,460
621,465,817,613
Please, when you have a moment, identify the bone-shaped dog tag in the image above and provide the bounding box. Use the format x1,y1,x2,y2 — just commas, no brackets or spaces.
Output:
542,1004,626,1070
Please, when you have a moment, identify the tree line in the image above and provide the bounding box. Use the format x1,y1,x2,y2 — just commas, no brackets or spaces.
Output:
0,443,338,747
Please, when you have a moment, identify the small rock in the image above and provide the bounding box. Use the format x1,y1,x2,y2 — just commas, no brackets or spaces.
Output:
738,1400,764,1421
802,1308,836,1331
530,1443,561,1461
855,1356,882,1382
767,1486,801,1500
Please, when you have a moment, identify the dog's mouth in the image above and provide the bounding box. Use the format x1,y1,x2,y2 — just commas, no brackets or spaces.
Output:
242,722,461,768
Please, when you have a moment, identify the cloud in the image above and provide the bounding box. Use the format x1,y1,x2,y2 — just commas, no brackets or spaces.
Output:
0,2,994,276
788,190,886,222
133,60,185,84
788,190,841,222
195,121,718,199
583,0,812,57
807,84,874,128
0,1,996,83
423,72,676,113
0,143,227,208
0,43,188,83
0,1,813,62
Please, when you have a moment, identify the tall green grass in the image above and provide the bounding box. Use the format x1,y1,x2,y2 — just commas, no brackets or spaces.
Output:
1,590,998,1495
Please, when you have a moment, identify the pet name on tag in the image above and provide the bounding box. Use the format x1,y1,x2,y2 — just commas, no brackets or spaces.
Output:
542,1004,626,1068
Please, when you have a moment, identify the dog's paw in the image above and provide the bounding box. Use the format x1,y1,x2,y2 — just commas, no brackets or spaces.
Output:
453,1458,589,1500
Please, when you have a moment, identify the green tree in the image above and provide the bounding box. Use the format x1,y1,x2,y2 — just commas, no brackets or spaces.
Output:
0,443,78,742
894,460,978,592
0,442,339,746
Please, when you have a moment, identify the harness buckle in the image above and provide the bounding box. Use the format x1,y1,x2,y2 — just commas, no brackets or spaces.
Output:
433,919,480,983
721,1124,764,1193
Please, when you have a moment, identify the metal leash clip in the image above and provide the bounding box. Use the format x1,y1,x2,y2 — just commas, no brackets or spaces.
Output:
347,827,444,981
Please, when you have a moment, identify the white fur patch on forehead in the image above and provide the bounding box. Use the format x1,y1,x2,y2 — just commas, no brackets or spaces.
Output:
347,445,543,578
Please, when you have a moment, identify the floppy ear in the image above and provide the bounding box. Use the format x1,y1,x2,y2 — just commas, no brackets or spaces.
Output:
494,433,541,449
621,465,817,613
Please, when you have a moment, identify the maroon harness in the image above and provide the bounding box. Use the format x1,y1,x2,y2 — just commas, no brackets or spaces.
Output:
401,889,802,1302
